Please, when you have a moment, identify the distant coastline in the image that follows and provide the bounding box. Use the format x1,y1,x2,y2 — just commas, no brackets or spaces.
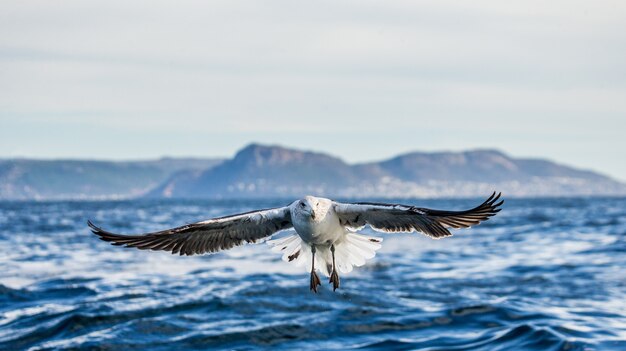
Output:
1,144,625,200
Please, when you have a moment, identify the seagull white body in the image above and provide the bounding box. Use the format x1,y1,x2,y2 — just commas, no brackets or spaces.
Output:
291,196,342,245
89,192,503,292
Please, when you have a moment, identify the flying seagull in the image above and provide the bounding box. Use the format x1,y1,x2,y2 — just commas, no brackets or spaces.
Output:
89,192,503,292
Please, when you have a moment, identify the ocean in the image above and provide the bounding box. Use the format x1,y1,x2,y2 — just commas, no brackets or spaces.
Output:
1,197,625,350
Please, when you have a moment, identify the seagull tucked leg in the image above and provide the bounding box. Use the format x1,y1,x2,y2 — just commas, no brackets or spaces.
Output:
310,245,321,293
329,244,340,291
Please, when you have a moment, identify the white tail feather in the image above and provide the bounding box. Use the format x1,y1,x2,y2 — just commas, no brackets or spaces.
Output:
267,234,303,263
267,232,383,277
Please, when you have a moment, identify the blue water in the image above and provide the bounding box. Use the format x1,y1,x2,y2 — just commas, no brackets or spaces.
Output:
1,198,625,350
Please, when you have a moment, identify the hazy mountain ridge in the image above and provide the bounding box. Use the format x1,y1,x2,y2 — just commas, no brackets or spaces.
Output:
0,158,223,200
146,144,626,199
2,144,624,200
146,144,360,199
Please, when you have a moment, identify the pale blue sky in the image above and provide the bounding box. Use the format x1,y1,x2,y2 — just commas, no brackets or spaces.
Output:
1,1,625,181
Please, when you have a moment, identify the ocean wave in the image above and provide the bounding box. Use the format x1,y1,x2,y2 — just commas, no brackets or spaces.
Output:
1,198,625,350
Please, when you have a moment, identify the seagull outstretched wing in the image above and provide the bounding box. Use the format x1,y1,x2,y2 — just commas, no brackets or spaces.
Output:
333,192,503,239
89,206,293,256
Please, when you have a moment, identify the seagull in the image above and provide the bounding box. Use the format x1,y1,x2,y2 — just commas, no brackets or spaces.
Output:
89,192,503,292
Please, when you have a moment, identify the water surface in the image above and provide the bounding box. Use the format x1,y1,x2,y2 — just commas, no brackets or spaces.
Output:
1,197,625,350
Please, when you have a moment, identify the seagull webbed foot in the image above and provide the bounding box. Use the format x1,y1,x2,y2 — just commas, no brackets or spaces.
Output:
310,270,322,293
329,269,340,291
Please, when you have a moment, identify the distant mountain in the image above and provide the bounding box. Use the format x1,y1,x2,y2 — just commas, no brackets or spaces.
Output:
146,144,626,199
147,144,360,198
2,144,623,200
0,158,223,200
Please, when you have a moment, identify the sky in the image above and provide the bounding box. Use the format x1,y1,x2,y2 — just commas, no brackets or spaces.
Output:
1,1,625,181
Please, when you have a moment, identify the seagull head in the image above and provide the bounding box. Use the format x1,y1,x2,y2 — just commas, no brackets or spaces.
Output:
298,196,319,220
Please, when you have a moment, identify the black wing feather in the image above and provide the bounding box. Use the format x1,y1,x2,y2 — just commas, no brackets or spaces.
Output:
88,206,292,256
335,192,503,239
